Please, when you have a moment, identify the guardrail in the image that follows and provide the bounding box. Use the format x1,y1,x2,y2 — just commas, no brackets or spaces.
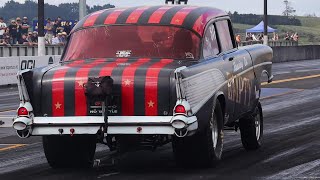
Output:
240,40,298,47
0,45,64,57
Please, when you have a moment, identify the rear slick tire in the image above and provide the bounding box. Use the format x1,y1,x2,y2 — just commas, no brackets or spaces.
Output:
239,101,263,151
172,100,224,168
43,135,96,168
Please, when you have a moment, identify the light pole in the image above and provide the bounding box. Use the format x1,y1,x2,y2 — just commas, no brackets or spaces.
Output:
263,0,268,45
79,0,87,20
38,0,45,56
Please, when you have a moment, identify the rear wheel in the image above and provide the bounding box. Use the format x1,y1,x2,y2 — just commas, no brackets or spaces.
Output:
172,100,224,167
43,135,96,168
239,101,263,150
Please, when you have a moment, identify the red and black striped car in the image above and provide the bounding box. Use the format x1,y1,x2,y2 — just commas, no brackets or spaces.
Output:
14,5,273,168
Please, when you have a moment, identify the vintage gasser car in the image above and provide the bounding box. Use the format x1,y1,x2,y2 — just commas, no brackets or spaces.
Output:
13,6,273,168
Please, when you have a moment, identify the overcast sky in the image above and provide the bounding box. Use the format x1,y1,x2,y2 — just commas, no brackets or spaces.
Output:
1,0,319,16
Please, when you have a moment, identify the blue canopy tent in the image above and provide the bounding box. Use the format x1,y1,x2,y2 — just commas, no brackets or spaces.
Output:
246,21,277,33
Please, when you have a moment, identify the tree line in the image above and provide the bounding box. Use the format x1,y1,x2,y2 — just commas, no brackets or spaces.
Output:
0,0,115,22
0,1,302,26
229,11,302,26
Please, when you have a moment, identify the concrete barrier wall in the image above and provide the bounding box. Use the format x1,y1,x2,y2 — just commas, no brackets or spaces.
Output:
272,45,320,63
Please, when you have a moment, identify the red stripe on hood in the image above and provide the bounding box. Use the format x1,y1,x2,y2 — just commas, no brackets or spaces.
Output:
74,59,105,116
52,60,84,116
121,58,150,116
148,6,173,24
145,59,173,116
126,7,149,24
171,7,198,26
104,9,125,24
83,10,104,27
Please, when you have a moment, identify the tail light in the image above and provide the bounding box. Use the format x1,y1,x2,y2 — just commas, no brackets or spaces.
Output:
18,107,29,116
174,105,186,114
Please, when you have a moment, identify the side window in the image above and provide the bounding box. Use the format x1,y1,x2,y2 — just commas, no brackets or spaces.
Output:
216,20,234,52
203,24,219,58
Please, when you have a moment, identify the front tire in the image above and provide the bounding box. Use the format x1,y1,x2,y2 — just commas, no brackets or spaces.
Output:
239,102,263,150
43,135,96,168
172,100,224,167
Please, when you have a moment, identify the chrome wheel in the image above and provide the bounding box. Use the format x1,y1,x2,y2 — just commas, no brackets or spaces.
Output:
211,114,218,149
255,113,261,141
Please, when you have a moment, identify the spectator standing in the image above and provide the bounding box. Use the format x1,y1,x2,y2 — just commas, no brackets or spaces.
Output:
45,18,54,44
61,32,67,44
235,34,241,44
8,20,18,44
52,33,62,45
31,31,38,43
56,16,64,33
31,31,38,44
0,17,7,44
21,17,30,35
18,34,29,45
15,17,23,43
64,21,72,35
52,20,58,36
293,33,299,41
284,32,290,40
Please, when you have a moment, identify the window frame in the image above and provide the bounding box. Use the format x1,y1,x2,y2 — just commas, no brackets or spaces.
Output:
202,23,220,59
200,17,237,60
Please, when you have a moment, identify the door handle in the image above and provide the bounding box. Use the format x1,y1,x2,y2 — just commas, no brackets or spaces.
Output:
228,57,234,61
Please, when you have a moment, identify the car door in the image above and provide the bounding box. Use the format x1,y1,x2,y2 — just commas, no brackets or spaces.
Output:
215,20,256,118
202,22,236,122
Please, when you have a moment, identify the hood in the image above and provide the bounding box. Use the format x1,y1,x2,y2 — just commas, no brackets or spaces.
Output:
39,58,195,117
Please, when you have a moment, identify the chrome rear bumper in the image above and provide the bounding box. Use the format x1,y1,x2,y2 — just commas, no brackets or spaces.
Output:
13,115,198,137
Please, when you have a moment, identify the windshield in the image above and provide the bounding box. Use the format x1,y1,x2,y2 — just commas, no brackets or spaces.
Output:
63,25,200,61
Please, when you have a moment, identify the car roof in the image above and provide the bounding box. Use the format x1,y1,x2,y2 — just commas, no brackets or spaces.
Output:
72,5,228,36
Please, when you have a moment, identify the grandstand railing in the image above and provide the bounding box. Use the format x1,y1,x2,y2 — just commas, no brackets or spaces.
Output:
239,40,299,47
0,40,298,57
0,45,64,57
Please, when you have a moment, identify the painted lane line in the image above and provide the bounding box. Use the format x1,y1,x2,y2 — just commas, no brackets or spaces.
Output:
260,89,304,100
0,144,26,152
262,74,320,85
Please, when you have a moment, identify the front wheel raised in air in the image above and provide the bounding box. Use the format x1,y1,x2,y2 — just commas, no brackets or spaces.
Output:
172,100,224,167
239,102,263,150
43,135,96,168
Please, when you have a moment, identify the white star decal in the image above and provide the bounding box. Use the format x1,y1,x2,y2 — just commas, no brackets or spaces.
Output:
55,102,62,109
148,100,154,108
124,79,131,86
77,80,85,87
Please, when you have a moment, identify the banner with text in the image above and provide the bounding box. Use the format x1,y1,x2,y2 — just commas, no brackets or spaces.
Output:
0,55,61,86
0,57,20,85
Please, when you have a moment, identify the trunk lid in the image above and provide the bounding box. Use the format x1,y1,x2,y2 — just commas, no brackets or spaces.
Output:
40,58,194,117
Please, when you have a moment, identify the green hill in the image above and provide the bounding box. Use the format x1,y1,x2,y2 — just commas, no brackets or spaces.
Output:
233,16,320,45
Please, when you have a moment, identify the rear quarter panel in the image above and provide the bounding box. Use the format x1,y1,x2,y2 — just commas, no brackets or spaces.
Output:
242,44,273,87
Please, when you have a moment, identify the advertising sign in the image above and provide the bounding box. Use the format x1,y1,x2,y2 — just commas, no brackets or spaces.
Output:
0,57,20,85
